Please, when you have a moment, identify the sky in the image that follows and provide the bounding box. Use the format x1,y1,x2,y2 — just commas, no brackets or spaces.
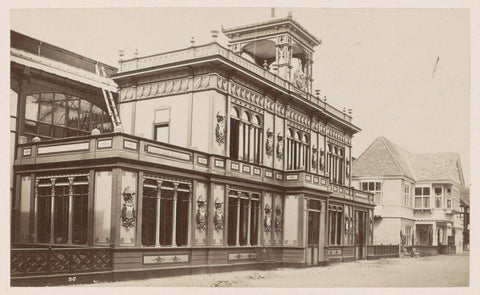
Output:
9,7,471,184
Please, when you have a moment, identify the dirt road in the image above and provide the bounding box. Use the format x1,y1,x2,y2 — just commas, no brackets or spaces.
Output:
90,253,469,287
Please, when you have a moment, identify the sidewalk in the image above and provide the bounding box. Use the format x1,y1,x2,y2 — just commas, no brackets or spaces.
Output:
88,253,469,287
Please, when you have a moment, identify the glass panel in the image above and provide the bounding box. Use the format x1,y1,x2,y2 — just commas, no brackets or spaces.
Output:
54,186,69,244
38,94,53,124
368,182,374,191
434,187,442,195
424,197,430,208
415,197,422,208
176,191,189,246
37,123,52,137
72,185,88,244
53,93,66,125
423,187,430,195
67,98,79,128
375,182,381,191
227,197,238,246
362,182,368,191
91,105,103,131
415,187,422,195
78,100,92,131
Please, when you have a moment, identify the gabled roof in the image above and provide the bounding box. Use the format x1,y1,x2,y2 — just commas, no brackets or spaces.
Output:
353,136,465,186
352,136,414,179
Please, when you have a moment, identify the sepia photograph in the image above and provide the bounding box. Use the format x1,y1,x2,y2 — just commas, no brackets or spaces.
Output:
6,3,474,290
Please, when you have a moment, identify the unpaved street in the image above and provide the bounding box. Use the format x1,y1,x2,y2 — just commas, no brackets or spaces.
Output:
90,253,469,287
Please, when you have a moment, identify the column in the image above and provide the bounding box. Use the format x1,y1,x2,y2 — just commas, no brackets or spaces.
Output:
187,184,193,246
236,196,240,246
33,179,39,243
432,223,437,246
155,180,162,247
271,194,275,245
49,178,56,244
67,177,74,245
238,123,244,160
250,125,255,162
299,142,304,169
171,183,179,247
247,194,252,246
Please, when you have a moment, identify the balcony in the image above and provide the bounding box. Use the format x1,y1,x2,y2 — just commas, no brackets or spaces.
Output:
116,42,353,125
15,132,373,205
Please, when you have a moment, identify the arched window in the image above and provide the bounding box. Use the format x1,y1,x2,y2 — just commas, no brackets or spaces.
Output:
286,128,310,171
23,92,112,141
229,107,263,164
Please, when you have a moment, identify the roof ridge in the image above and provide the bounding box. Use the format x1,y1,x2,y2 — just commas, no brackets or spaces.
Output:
352,136,382,165
380,137,408,177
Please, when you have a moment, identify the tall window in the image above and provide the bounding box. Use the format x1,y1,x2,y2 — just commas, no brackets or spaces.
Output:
328,204,343,246
414,187,431,209
229,108,262,164
360,181,382,204
327,144,345,184
153,108,170,143
404,183,411,207
141,178,191,247
35,175,89,244
343,205,354,245
24,93,112,141
227,190,260,246
434,187,443,208
286,128,309,170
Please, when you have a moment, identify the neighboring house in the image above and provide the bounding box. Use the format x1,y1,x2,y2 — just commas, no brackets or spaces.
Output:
352,136,465,255
460,188,470,251
11,15,375,285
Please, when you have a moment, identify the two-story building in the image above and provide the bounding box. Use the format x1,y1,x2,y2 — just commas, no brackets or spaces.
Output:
352,136,465,256
11,15,375,285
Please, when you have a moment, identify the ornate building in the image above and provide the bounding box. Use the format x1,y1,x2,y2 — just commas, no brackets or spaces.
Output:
11,15,374,285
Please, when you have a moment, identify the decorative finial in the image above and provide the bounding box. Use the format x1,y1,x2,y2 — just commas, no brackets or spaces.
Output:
315,89,321,97
134,49,139,57
190,37,195,46
343,107,346,113
348,109,353,115
210,30,220,41
323,96,327,102
288,11,293,19
263,60,268,69
227,41,232,49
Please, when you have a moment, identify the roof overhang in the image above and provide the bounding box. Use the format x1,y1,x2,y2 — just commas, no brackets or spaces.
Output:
11,48,117,93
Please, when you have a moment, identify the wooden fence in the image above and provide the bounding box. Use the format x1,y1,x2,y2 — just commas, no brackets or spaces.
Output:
367,244,400,259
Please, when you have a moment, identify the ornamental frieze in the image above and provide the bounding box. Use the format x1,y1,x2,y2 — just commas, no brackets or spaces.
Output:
275,102,286,116
230,97,262,114
229,81,264,109
264,97,276,112
286,121,309,133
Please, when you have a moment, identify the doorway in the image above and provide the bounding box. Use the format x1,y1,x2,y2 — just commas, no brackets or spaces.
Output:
355,210,367,259
306,200,321,266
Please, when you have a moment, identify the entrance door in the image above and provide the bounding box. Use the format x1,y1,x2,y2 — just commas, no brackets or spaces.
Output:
355,210,367,259
307,200,322,266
